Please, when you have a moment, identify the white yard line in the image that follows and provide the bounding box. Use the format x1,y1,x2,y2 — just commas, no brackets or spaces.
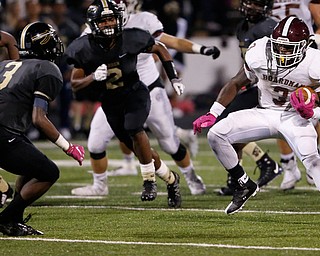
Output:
31,205,320,215
0,236,319,251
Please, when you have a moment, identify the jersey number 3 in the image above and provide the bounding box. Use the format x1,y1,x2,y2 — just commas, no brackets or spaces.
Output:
0,61,22,90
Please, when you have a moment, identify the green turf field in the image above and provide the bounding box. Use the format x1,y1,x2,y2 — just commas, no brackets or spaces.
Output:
1,135,320,256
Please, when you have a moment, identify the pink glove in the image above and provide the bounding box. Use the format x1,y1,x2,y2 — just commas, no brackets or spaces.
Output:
290,90,316,119
193,113,217,134
65,143,85,166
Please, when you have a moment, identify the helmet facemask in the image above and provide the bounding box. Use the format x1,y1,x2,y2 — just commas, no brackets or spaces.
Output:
271,16,310,68
116,1,129,25
87,1,123,41
114,0,141,25
97,15,122,37
270,37,307,68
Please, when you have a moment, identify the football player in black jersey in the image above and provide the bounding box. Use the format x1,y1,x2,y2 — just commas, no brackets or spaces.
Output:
194,0,283,195
65,0,184,207
0,30,19,208
0,22,85,236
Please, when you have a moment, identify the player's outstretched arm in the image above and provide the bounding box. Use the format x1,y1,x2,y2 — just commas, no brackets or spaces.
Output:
160,33,220,59
32,103,85,165
193,66,251,134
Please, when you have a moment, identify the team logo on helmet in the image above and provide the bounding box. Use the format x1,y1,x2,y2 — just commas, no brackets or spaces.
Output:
19,22,64,62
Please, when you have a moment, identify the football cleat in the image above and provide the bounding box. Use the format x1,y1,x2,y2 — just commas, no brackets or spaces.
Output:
306,168,320,189
0,222,43,236
0,184,13,208
280,156,301,190
225,178,259,215
167,171,182,208
183,169,206,195
141,180,157,201
71,185,108,196
256,153,283,187
0,214,43,236
306,169,315,185
108,163,138,176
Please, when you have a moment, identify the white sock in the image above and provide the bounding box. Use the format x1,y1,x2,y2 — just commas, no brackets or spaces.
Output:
124,152,134,163
156,160,175,184
93,172,107,189
140,161,156,181
178,163,194,175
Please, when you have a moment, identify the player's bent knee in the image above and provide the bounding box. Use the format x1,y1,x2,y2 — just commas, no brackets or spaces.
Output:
158,138,179,155
38,163,60,182
87,138,109,153
170,143,187,161
207,130,219,146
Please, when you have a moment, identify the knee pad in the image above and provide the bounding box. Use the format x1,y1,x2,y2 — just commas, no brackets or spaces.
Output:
170,143,187,161
87,136,109,153
207,130,220,149
157,134,179,154
90,151,106,160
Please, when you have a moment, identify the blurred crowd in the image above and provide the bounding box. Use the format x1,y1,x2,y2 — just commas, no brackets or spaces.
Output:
0,0,242,139
1,0,242,38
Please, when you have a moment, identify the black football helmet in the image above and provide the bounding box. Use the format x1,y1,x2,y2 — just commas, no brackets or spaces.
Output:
239,0,274,23
114,0,141,25
87,0,123,40
271,15,310,68
112,1,127,26
18,22,64,62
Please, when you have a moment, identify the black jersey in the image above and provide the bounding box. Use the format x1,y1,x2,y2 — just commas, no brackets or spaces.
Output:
0,59,63,133
237,17,277,59
65,28,155,100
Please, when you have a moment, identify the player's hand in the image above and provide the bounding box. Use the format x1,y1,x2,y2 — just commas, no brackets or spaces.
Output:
171,78,185,96
193,113,217,134
290,90,316,119
200,46,220,59
93,64,108,81
65,143,85,166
